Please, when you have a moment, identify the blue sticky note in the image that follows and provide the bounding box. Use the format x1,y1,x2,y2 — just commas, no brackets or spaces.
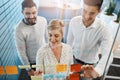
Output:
43,74,54,79
55,73,66,78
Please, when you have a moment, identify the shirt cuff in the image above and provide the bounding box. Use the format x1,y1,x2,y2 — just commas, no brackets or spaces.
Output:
94,67,103,77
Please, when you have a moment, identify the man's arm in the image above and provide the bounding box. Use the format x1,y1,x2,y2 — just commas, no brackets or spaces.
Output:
94,26,113,77
15,27,30,65
81,26,114,78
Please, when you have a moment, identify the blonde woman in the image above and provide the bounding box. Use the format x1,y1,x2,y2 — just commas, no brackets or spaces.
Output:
35,19,73,79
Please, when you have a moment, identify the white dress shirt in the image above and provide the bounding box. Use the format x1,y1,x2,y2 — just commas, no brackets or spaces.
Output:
67,16,113,76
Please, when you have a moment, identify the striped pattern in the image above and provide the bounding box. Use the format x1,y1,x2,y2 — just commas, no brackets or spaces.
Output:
0,0,23,80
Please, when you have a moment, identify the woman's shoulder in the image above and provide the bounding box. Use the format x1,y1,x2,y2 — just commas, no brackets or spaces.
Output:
62,43,73,56
38,44,50,52
62,43,72,50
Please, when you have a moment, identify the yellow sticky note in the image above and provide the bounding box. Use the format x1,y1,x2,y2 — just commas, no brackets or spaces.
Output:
56,64,67,72
31,76,42,80
5,66,18,75
0,66,5,75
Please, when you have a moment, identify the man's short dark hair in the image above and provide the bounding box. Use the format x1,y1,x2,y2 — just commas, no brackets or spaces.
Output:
84,0,103,9
22,0,36,10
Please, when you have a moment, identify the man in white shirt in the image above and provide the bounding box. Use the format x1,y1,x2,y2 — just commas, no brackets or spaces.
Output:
15,0,47,79
67,0,113,79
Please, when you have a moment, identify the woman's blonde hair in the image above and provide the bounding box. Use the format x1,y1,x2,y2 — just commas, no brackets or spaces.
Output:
48,19,64,35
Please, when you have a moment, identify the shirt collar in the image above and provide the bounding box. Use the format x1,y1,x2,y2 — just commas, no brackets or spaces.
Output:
23,18,37,26
82,17,97,29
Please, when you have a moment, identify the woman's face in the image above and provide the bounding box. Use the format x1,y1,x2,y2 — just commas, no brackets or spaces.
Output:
48,29,63,47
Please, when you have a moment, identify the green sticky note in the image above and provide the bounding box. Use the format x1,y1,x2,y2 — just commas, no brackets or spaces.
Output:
31,76,42,80
32,65,41,68
18,65,30,69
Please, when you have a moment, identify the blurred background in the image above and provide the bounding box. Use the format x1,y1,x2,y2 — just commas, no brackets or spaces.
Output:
0,0,120,80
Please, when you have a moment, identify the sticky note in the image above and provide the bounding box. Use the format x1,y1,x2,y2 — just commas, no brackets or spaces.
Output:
31,76,42,80
0,66,5,75
32,65,41,68
56,64,67,72
43,74,54,79
69,73,80,80
55,73,66,78
5,66,18,75
18,65,30,69
70,64,81,72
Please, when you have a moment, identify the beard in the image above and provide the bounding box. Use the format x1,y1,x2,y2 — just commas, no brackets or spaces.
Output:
26,17,37,25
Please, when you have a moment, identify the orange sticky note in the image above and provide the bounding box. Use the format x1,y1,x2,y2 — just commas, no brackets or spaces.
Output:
56,64,67,72
70,64,81,72
69,73,80,80
5,66,18,75
0,66,5,75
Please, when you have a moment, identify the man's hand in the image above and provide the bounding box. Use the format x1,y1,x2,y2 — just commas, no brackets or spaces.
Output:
28,69,35,76
81,65,99,78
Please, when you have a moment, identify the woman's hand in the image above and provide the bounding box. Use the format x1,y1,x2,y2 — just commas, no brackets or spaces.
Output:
81,65,99,78
34,70,43,76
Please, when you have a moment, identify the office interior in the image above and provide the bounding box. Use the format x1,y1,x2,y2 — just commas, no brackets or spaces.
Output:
0,0,120,80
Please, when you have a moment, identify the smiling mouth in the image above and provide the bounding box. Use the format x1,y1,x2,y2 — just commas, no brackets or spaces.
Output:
50,42,61,48
51,42,57,45
28,18,36,21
